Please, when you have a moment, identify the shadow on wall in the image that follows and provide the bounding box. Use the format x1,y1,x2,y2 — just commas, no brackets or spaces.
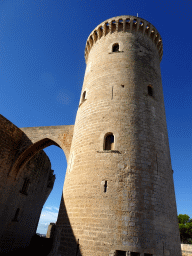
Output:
49,195,82,256
0,115,54,253
0,114,81,255
0,235,54,256
10,137,60,180
0,195,83,256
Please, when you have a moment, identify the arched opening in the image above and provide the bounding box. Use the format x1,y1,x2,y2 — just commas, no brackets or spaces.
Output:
10,138,62,179
8,138,67,236
0,117,81,254
112,43,119,52
104,133,114,150
36,145,67,236
9,137,71,238
34,145,82,256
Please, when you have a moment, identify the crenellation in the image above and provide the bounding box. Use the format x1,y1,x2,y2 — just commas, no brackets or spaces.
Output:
85,16,163,63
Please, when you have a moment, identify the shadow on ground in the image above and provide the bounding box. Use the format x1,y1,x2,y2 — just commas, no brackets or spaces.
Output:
0,234,53,256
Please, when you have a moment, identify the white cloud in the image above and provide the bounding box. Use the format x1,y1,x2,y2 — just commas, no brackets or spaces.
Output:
40,210,58,221
37,206,59,234
52,206,59,211
36,223,49,235
45,206,52,210
45,206,59,211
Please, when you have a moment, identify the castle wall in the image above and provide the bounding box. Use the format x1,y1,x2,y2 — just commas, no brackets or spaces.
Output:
0,115,55,253
56,16,182,256
20,125,74,163
181,244,192,256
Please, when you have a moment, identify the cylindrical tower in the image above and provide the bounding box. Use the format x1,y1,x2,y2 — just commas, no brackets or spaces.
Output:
56,16,181,256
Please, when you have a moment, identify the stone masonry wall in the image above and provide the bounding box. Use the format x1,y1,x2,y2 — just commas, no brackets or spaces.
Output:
181,244,192,256
0,115,55,253
20,125,74,163
56,15,182,256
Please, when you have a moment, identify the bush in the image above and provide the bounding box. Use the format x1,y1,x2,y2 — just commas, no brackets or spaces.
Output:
178,214,192,244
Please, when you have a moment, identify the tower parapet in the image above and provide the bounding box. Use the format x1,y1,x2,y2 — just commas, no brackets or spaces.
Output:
85,15,163,62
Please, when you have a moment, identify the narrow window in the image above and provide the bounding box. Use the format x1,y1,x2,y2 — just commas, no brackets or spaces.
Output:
116,251,126,256
82,91,86,102
147,85,153,97
104,181,107,193
20,178,30,195
112,43,119,52
131,253,140,256
12,208,20,222
104,133,114,150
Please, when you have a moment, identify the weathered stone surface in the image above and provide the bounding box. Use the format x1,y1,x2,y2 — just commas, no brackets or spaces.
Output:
0,114,55,253
20,125,74,163
46,223,56,239
55,15,182,256
181,244,192,256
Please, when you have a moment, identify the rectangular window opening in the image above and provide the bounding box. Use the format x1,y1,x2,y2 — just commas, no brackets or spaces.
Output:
104,181,107,193
20,178,30,195
131,253,140,256
116,250,126,256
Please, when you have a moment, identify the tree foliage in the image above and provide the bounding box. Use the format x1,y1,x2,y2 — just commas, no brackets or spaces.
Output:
178,214,192,244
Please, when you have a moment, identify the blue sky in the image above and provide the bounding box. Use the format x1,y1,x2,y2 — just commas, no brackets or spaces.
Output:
0,0,191,235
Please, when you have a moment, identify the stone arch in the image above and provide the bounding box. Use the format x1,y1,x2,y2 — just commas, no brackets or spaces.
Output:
9,138,62,180
8,124,74,180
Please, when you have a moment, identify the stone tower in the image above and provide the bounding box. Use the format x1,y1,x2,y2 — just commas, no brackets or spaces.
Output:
55,15,182,256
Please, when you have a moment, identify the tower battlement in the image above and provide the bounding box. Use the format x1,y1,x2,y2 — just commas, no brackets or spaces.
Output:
85,15,163,62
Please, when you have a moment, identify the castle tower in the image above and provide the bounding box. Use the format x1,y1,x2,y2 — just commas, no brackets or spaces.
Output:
56,16,181,256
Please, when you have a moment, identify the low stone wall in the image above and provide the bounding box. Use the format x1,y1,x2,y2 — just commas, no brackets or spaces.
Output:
181,244,192,256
